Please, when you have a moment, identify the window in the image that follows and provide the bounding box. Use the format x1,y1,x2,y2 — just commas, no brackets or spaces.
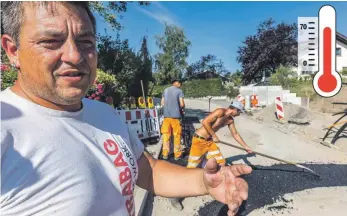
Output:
336,47,342,56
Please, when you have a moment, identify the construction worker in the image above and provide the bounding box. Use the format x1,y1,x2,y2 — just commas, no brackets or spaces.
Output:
170,100,253,210
161,78,185,160
187,100,253,168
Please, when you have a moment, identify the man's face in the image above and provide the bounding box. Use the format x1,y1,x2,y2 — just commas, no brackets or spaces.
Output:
228,107,241,117
17,3,97,105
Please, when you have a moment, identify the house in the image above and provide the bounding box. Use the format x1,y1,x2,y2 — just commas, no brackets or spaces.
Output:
297,31,347,78
336,32,347,73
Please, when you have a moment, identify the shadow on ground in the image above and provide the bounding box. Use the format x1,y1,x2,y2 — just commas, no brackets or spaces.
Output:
198,163,347,216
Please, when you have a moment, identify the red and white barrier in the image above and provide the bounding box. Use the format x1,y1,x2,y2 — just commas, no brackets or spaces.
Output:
275,97,284,120
236,94,244,102
117,108,163,140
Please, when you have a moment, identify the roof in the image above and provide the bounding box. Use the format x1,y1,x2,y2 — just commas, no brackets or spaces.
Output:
337,32,347,45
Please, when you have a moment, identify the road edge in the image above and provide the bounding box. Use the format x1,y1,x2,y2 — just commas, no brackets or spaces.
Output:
134,139,163,216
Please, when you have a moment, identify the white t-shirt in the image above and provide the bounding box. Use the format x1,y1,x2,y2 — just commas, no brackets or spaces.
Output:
0,88,144,216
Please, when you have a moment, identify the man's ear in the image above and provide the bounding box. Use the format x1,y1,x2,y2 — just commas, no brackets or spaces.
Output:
1,34,19,67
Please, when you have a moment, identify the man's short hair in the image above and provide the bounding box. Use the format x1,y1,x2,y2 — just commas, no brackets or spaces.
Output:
1,1,96,47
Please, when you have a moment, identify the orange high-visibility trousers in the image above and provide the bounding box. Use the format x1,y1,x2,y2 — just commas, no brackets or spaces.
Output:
161,118,182,158
187,137,226,168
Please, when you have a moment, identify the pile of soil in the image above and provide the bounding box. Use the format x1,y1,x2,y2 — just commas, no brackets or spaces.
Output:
253,103,316,124
310,85,347,114
251,103,332,143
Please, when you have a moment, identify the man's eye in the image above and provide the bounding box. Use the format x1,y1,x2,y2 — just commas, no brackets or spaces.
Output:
41,40,61,44
79,40,94,45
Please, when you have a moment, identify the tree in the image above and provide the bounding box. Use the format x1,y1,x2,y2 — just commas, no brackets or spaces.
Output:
97,33,142,106
270,64,298,89
237,18,297,84
89,1,150,31
129,36,154,97
154,23,191,85
185,54,228,80
228,69,243,87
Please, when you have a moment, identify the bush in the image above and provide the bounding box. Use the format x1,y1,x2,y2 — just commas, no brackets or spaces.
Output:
150,78,226,98
270,65,298,89
182,78,225,98
225,86,240,99
85,69,119,104
149,83,170,97
1,65,18,90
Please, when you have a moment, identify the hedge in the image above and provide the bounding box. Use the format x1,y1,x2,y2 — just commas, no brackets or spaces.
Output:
1,66,18,90
150,78,227,98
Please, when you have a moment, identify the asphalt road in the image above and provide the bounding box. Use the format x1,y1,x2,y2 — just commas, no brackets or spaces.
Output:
197,163,347,215
142,99,347,216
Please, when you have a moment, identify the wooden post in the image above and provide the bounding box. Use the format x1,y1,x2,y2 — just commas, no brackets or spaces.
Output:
141,80,147,109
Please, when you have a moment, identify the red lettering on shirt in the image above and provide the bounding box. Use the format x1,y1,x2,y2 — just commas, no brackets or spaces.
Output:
122,180,132,196
119,167,132,185
126,194,134,213
114,151,129,167
103,137,136,215
104,139,119,155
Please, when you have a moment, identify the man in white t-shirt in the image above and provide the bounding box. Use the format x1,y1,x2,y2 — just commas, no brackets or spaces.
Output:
0,2,252,216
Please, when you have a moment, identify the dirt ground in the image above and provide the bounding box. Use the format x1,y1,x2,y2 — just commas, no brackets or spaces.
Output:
142,99,347,216
309,85,347,114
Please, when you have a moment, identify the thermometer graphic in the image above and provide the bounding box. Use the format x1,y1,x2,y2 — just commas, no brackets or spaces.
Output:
313,5,342,97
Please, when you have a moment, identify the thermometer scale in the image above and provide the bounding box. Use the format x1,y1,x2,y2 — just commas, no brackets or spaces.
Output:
298,5,342,97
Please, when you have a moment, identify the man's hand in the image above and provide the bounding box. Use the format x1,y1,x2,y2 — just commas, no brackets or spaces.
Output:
212,135,220,143
203,158,252,216
244,146,253,154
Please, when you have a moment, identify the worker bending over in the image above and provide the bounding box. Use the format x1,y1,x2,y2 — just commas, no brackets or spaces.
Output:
187,100,253,168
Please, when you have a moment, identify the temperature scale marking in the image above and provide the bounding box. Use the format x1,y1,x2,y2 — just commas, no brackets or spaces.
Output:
298,5,342,98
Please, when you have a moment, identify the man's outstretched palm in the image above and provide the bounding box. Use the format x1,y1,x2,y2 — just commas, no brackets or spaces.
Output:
203,158,252,216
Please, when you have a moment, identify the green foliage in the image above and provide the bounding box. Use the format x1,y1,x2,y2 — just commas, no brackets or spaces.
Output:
150,78,226,98
183,78,226,98
227,70,243,87
1,67,18,90
237,18,297,84
154,23,191,85
341,68,347,76
185,54,228,80
96,68,117,86
289,80,318,100
224,85,240,99
269,65,298,89
97,33,139,105
86,69,119,102
129,37,154,97
150,83,171,97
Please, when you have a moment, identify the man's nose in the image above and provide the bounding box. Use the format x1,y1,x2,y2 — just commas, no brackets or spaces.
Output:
61,40,84,65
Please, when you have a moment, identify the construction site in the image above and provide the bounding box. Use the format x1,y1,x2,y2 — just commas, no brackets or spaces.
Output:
136,84,347,216
1,2,347,216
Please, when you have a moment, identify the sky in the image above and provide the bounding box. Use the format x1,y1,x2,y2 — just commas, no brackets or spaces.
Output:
95,1,347,73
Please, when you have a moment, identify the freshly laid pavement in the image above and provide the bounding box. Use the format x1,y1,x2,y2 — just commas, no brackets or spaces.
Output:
141,99,347,216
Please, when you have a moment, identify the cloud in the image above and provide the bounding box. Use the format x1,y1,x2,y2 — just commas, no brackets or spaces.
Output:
135,2,179,26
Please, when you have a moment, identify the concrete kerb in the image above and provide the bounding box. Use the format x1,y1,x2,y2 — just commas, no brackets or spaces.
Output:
134,138,163,216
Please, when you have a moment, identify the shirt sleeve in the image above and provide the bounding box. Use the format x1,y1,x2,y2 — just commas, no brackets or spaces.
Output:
162,88,166,98
179,89,184,98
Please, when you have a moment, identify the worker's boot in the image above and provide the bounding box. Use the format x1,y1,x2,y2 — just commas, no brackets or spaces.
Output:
169,198,183,211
